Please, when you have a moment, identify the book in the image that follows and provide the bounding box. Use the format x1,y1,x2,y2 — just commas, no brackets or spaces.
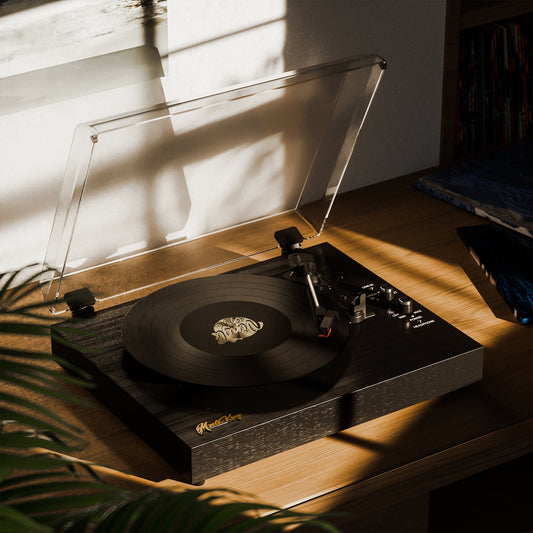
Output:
457,224,533,325
455,15,532,155
415,140,533,237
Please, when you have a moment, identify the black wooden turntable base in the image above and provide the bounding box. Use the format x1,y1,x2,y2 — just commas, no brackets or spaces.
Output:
52,243,483,485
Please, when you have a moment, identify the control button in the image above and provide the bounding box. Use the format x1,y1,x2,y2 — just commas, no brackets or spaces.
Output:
398,296,413,314
380,284,395,302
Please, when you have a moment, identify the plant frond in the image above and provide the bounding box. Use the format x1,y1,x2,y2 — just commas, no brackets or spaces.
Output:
0,347,56,361
0,347,96,381
9,490,124,523
3,300,58,315
1,371,94,408
0,321,50,337
0,407,82,442
0,265,55,309
0,265,340,532
0,503,53,533
1,478,121,508
0,430,81,454
0,356,95,390
0,451,82,479
0,470,86,490
0,390,83,433
0,266,37,306
49,487,343,533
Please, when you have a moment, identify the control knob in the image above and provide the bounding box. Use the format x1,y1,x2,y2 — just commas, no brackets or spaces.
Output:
398,296,413,315
380,284,395,303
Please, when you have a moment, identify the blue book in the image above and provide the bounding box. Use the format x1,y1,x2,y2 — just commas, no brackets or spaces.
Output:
457,224,533,325
415,141,533,237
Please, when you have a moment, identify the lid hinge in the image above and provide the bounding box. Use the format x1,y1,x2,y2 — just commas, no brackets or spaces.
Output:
64,288,95,318
274,226,304,254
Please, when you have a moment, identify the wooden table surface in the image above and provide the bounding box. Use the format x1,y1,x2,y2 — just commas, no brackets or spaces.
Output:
10,171,533,530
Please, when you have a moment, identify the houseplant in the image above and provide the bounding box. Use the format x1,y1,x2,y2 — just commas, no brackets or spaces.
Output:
0,266,340,532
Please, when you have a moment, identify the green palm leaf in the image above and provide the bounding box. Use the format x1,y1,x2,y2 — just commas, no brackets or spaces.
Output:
0,266,342,532
0,346,95,381
0,504,53,533
52,487,338,533
0,452,85,475
0,265,54,308
0,390,81,433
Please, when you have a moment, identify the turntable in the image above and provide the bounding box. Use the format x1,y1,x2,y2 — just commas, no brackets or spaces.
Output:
43,56,483,485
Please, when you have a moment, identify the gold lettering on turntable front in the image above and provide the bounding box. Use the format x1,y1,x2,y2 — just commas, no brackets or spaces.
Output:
196,413,242,436
211,316,263,345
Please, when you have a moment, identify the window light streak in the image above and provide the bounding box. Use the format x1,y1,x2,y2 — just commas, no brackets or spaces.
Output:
326,226,504,333
167,17,288,56
1,0,164,78
328,226,467,291
168,1,286,51
202,401,437,506
166,1,287,99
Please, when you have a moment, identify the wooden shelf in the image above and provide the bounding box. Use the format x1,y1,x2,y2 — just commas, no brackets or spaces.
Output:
460,0,532,29
440,0,533,165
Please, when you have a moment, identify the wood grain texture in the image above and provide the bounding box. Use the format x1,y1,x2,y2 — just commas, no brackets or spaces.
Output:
6,172,532,528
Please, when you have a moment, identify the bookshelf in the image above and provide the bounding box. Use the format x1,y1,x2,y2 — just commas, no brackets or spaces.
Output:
440,0,532,164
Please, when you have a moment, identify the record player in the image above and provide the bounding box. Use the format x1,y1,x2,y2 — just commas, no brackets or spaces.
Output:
43,55,484,485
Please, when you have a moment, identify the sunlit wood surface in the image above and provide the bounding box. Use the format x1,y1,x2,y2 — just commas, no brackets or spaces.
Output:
8,171,532,530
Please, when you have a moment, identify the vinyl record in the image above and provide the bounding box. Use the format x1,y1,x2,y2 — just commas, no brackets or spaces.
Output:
122,274,349,386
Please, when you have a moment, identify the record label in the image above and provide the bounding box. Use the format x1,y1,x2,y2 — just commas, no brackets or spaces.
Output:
180,301,291,356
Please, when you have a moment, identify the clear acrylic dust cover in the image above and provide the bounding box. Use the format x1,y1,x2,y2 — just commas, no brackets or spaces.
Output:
41,54,386,313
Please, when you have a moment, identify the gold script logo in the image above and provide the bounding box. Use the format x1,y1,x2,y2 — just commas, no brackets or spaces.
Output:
212,316,263,345
196,413,242,436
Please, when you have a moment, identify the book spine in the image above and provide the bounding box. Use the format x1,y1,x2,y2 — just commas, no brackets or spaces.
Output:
455,14,533,156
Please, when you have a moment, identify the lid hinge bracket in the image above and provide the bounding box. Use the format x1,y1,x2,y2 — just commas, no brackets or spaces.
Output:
64,288,95,318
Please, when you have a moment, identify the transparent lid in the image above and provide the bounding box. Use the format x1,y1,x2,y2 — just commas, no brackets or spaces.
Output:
41,55,386,313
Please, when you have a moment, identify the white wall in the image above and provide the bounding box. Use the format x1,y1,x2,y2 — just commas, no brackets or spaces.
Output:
168,0,447,187
0,0,446,274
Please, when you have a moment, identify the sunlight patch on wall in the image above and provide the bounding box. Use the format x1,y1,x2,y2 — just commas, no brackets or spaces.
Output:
0,0,167,78
166,0,287,100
